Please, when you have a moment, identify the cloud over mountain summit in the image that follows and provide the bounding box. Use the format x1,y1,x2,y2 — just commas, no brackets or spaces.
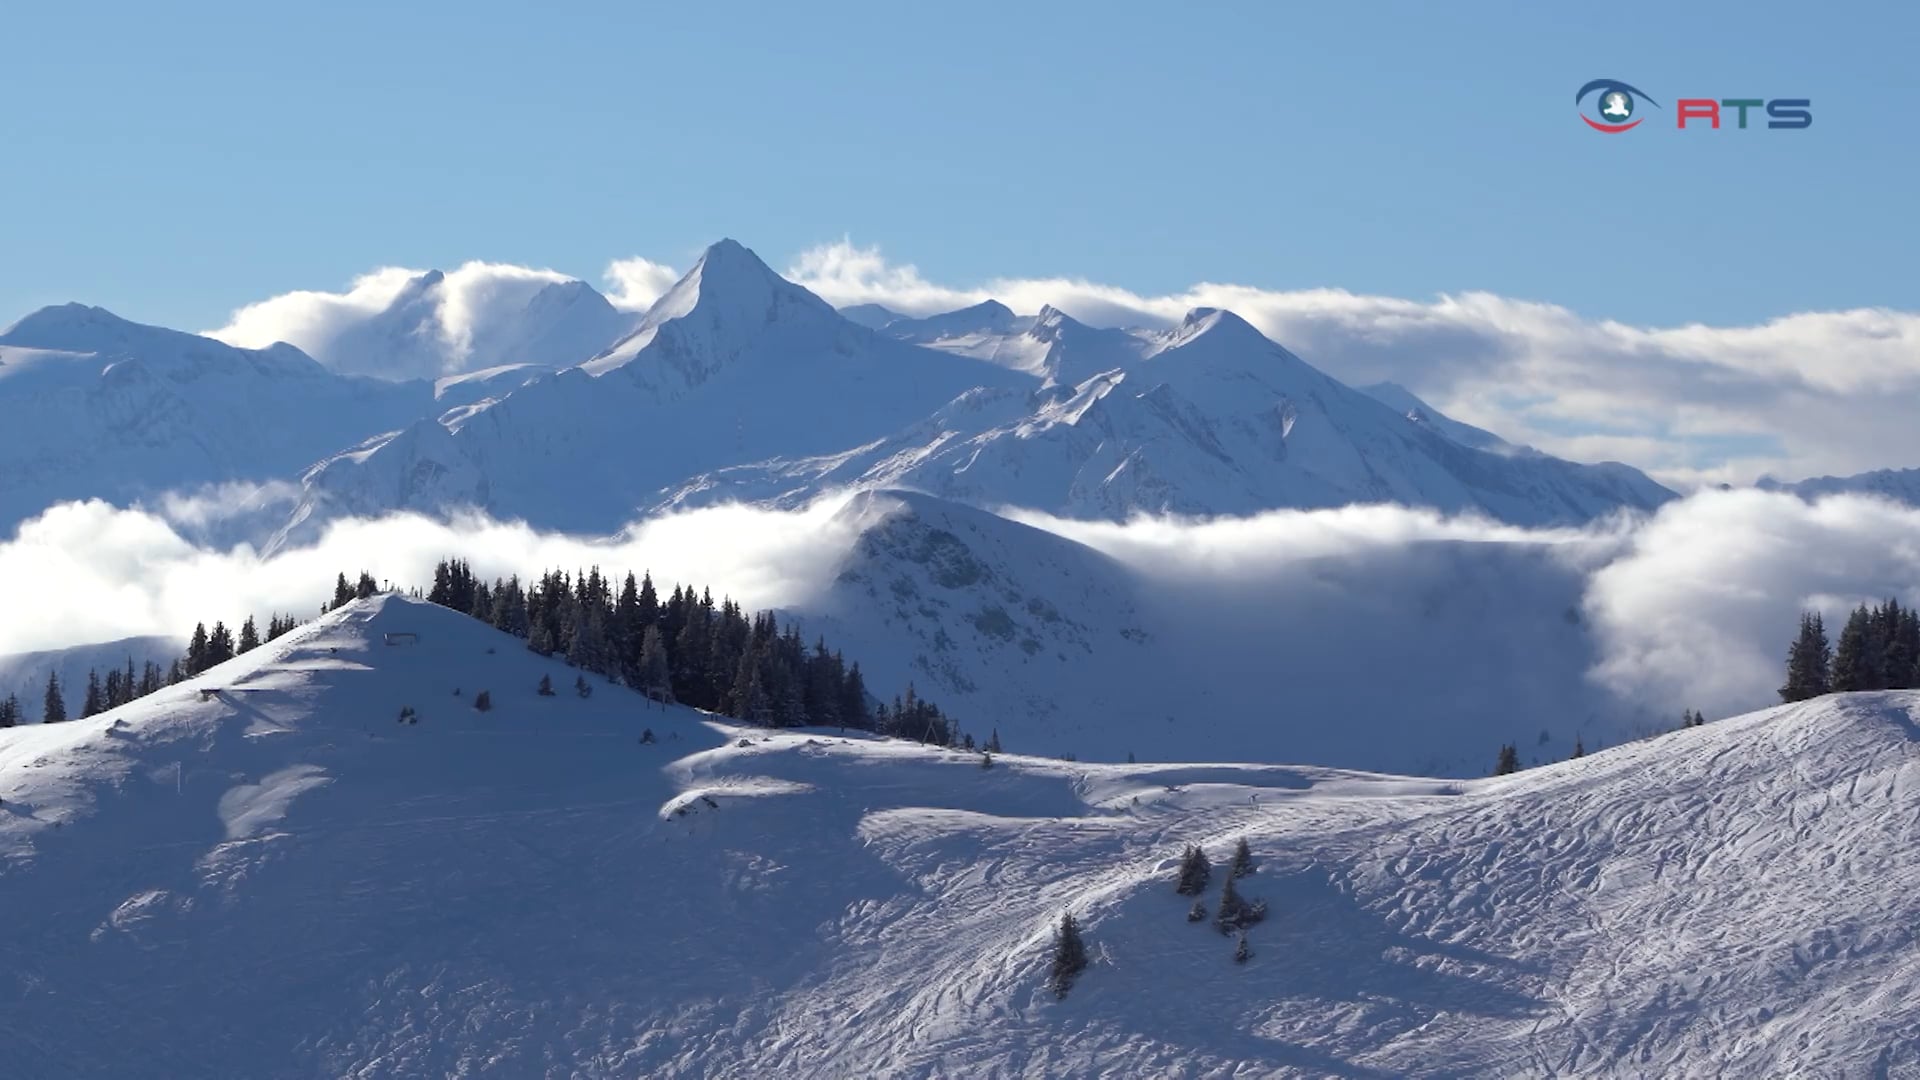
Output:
197,239,1920,486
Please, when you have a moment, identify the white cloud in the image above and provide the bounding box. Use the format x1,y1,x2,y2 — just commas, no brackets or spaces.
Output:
0,496,865,658
208,262,578,380
1582,489,1920,716
6,491,1915,733
1006,502,1613,579
602,257,681,312
210,266,420,357
432,261,578,360
142,479,304,550
1023,488,1920,723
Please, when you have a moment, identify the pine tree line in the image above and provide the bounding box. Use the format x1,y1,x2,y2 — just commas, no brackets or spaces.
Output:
1781,599,1920,702
11,555,946,739
401,558,955,742
28,612,310,724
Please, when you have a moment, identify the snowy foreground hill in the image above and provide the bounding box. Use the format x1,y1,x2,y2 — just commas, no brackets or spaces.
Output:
4,596,1916,1077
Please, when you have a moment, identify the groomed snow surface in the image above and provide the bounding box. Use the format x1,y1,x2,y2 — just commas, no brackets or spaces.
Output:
3,596,1917,1077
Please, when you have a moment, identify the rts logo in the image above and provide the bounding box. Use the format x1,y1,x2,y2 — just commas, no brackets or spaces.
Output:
1577,79,1658,132
1576,78,1812,132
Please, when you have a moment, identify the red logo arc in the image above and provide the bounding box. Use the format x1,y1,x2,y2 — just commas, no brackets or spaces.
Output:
1581,115,1642,133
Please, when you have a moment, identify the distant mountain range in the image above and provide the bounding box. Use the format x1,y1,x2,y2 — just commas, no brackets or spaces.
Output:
1757,466,1920,505
3,239,1688,546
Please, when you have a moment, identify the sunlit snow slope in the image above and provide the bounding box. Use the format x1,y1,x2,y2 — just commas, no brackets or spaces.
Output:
3,596,1917,1077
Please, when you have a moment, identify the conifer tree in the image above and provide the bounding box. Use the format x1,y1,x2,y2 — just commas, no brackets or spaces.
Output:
473,690,492,712
187,622,210,676
840,661,869,729
1048,912,1088,998
429,560,453,606
637,571,659,631
1494,744,1520,775
1176,844,1212,896
528,616,557,657
0,693,19,728
1573,736,1586,759
82,669,104,718
331,572,354,611
986,728,1002,754
613,572,641,682
1214,871,1267,934
207,622,235,668
1234,931,1252,964
805,638,842,727
43,671,67,724
575,675,593,699
238,616,260,654
638,625,671,701
674,606,713,707
1882,599,1917,690
1230,837,1256,878
565,603,598,671
1832,604,1878,692
1779,611,1833,702
537,673,555,697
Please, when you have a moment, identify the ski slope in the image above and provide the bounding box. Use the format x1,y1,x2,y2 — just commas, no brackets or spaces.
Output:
3,595,1916,1076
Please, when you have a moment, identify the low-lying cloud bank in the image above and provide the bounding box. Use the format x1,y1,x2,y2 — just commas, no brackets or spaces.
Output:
0,496,866,660
6,490,1920,728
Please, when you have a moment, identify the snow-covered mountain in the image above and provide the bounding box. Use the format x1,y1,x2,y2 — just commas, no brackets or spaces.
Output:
835,302,906,329
785,490,1658,776
283,241,1031,539
1359,380,1528,454
3,593,1914,1077
0,635,179,721
663,305,1675,524
1758,465,1920,507
1,241,1674,547
0,304,441,534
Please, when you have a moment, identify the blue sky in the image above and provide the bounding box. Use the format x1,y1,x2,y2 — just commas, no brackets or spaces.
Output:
2,0,1913,332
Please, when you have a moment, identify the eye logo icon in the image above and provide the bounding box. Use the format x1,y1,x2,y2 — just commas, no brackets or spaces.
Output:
1577,79,1659,133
